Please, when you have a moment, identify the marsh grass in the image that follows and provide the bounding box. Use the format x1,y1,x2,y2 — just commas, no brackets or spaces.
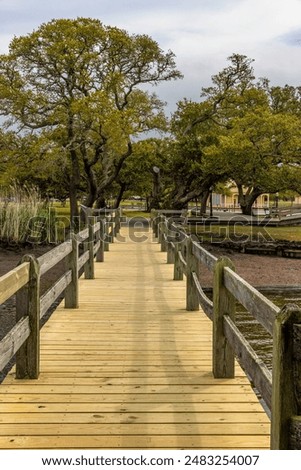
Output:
0,183,49,245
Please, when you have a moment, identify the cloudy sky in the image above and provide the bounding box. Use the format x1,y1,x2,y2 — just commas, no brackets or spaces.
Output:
1,0,301,113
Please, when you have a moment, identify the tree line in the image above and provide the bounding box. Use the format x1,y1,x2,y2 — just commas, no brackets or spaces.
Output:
0,18,301,217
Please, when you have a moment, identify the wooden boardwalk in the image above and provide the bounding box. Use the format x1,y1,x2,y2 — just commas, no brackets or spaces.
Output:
0,226,270,449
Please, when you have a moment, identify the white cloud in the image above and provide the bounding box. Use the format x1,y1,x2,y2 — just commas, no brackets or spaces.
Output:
0,0,301,112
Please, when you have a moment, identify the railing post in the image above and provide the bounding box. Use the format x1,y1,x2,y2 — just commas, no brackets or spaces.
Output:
271,304,301,449
186,236,199,311
158,215,164,245
96,217,105,262
167,240,175,264
16,255,40,379
160,218,167,252
104,215,110,251
65,232,79,308
84,218,95,279
173,243,183,280
108,211,115,243
212,257,236,378
115,208,121,236
153,213,159,238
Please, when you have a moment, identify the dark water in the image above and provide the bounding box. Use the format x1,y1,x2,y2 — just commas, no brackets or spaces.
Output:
236,294,301,370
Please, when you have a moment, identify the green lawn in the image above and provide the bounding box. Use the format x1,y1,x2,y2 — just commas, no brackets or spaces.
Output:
190,224,301,243
50,202,301,242
122,210,151,218
50,201,152,220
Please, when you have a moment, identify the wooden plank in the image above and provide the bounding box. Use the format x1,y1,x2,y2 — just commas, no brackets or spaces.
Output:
39,344,213,350
192,240,217,272
0,384,254,394
20,363,245,371
38,351,213,357
0,393,262,404
78,251,89,270
0,412,269,424
93,222,101,234
223,316,272,411
40,271,72,319
3,376,250,386
0,317,30,370
0,422,270,436
37,241,72,276
0,262,30,304
37,350,214,356
8,369,246,377
78,227,89,241
0,402,265,414
37,361,214,367
224,267,279,335
0,435,270,449
178,251,187,274
192,272,213,320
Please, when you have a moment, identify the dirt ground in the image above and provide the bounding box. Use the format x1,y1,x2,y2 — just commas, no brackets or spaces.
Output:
198,243,301,288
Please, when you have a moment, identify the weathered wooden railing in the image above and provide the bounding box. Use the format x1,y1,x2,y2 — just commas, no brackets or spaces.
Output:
154,212,301,450
0,210,121,381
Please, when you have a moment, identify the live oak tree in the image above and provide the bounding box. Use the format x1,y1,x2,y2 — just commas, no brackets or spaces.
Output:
202,77,301,214
204,107,301,214
166,54,258,210
0,17,181,219
111,138,170,211
172,54,301,213
166,99,227,210
185,54,256,134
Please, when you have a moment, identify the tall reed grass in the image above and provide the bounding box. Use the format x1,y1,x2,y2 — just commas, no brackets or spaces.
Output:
0,183,49,244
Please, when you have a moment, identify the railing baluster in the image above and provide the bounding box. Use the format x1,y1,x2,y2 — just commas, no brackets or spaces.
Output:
271,304,301,449
96,218,105,262
186,237,200,311
212,256,236,378
15,255,40,379
65,232,79,308
84,218,95,279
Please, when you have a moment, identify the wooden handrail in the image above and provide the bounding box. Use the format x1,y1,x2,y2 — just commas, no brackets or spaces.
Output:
192,272,213,320
0,263,30,305
157,213,301,449
224,267,279,335
0,213,120,379
40,271,72,319
0,317,30,372
223,315,272,410
38,241,72,276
